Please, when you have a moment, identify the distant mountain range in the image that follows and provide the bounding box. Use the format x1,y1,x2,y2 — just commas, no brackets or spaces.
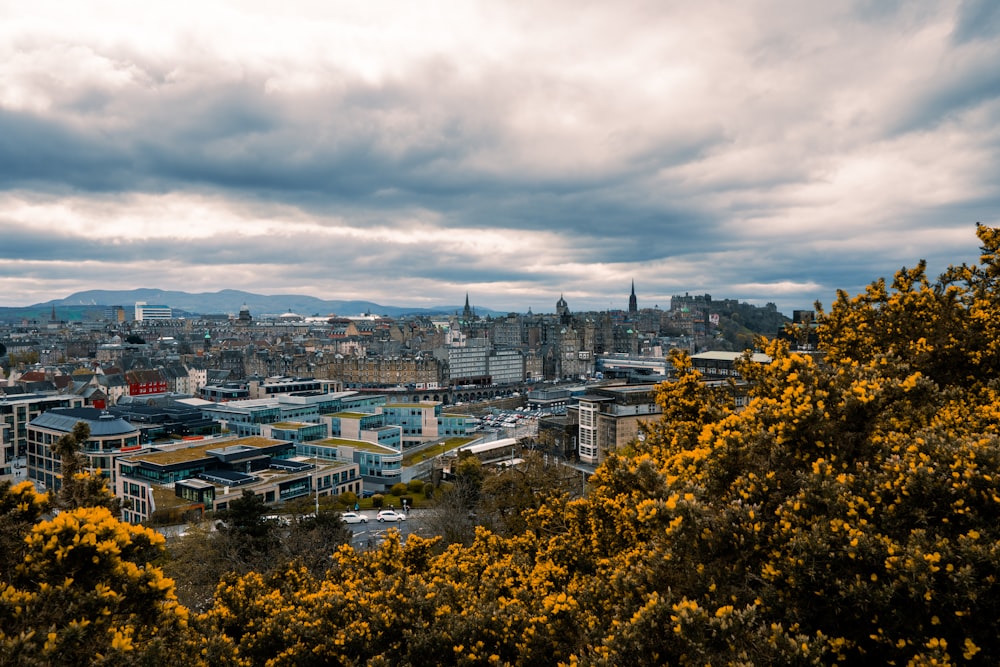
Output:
0,289,492,321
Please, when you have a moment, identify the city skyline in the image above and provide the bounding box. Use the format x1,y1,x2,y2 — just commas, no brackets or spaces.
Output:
2,2,998,314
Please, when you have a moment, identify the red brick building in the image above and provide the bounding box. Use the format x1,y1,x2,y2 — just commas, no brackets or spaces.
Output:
125,369,168,397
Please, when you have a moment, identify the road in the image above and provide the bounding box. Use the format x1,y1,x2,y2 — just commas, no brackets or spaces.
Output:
154,508,424,550
343,510,420,550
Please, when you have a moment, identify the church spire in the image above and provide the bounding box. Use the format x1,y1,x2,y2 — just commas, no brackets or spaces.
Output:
628,280,638,315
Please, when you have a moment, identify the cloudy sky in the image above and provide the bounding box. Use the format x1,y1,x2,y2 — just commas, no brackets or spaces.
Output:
1,1,998,315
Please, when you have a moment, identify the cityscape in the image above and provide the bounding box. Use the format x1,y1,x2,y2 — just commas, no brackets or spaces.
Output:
3,1,999,663
0,283,798,514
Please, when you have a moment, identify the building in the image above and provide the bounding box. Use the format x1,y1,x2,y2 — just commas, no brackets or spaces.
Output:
597,353,671,381
324,354,443,389
26,407,142,492
0,393,85,463
445,340,491,387
125,369,169,397
107,400,221,442
297,437,402,491
379,402,441,448
104,306,127,323
487,348,525,385
690,351,772,380
134,302,173,321
0,422,15,480
260,420,328,444
202,382,250,402
248,376,341,399
198,391,359,438
569,384,662,465
115,435,362,524
438,411,477,437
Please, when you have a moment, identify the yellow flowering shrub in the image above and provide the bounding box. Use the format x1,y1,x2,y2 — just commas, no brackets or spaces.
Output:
197,227,1000,665
0,484,209,665
12,224,1000,665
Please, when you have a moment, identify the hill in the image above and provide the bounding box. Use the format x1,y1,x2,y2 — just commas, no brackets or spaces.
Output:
0,288,486,321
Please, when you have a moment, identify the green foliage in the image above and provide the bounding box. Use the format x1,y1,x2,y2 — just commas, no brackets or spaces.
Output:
407,479,426,495
371,494,385,509
390,482,408,497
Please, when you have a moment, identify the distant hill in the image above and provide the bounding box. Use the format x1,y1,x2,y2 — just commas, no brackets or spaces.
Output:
0,289,487,322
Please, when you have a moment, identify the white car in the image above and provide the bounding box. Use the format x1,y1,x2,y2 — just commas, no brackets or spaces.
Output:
376,510,407,522
340,512,368,524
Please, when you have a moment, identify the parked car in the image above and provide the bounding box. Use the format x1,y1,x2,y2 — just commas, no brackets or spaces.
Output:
340,512,368,524
376,510,407,522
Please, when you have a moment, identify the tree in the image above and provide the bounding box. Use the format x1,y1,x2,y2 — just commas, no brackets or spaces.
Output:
478,451,581,536
54,422,121,515
0,480,52,575
421,453,486,546
0,482,212,665
165,492,351,611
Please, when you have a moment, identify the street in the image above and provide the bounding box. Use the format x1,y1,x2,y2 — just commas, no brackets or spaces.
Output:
343,510,420,550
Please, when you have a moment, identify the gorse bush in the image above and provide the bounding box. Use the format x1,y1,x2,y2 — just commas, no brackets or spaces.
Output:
7,224,1000,666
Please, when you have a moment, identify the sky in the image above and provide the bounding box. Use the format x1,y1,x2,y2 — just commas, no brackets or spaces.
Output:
1,1,999,316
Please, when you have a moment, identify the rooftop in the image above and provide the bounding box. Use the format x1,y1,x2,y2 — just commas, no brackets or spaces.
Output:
130,436,284,466
691,351,772,363
30,408,139,437
270,421,319,430
314,437,399,455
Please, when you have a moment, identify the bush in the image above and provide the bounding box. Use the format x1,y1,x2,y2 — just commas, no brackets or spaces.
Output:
371,494,384,509
390,483,408,497
338,491,358,507
407,479,425,494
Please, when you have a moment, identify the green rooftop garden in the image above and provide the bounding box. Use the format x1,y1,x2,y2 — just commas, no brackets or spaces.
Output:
401,436,475,466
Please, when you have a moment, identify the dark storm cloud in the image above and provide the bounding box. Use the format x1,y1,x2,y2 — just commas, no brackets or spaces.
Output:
951,0,1000,44
1,1,998,313
0,49,730,232
0,110,136,191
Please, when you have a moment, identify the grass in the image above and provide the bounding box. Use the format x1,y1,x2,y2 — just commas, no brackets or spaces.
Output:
401,436,475,466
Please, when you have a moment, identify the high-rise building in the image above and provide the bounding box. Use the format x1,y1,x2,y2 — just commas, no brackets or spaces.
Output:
134,302,172,321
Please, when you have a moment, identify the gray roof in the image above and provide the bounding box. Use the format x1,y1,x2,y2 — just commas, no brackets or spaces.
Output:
30,408,139,436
